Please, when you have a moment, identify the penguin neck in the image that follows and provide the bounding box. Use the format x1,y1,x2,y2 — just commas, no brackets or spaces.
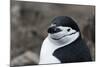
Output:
48,32,80,48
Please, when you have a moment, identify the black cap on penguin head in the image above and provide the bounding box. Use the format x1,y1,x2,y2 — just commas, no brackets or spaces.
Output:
51,16,80,32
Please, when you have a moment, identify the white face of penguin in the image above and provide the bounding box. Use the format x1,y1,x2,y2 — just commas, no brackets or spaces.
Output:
48,24,80,45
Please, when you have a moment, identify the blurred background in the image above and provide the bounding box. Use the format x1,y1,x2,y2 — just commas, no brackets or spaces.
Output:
10,0,95,66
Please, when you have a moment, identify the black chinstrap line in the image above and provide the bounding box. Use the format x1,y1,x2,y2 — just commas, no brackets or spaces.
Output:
52,32,77,40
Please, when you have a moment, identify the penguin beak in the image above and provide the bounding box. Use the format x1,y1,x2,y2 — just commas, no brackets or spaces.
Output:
48,26,62,34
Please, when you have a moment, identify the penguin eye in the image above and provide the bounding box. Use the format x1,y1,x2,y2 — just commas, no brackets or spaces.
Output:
67,28,71,32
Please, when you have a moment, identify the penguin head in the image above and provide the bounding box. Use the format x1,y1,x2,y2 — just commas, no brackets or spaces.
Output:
48,16,80,44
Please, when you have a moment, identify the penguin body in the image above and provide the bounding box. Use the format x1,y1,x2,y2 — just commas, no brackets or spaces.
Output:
39,16,92,64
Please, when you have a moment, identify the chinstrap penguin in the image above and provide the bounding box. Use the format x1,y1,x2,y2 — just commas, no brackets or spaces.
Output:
39,16,92,64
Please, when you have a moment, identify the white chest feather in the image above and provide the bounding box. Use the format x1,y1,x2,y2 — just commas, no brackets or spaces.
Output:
39,37,61,64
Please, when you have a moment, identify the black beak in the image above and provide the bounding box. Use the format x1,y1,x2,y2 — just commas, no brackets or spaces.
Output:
48,26,62,34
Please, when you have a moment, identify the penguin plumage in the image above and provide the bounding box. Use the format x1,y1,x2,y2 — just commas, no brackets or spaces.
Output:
39,16,92,64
